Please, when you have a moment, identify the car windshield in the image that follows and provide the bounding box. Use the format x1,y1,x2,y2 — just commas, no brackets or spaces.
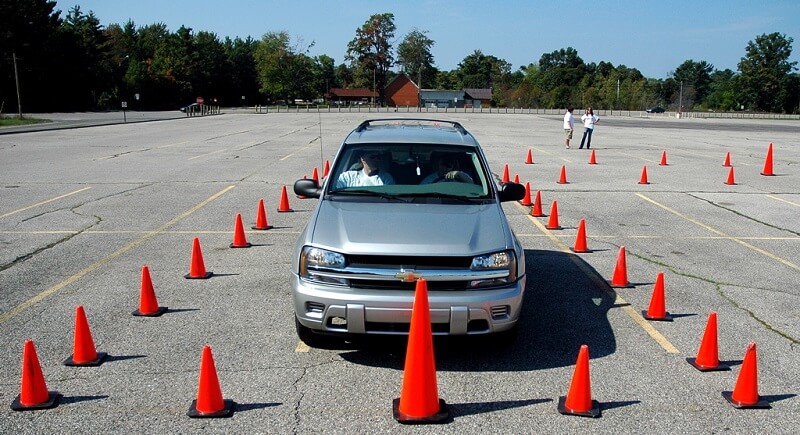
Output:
327,144,492,201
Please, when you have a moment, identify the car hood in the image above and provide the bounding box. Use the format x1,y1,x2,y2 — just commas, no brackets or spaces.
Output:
310,200,511,256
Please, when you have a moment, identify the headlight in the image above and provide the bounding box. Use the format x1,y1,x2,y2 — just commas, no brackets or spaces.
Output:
469,250,517,288
300,246,348,285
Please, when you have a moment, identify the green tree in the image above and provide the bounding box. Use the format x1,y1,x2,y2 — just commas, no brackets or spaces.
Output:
671,59,714,109
254,31,316,103
396,28,436,89
223,36,259,105
705,69,740,111
738,32,797,112
537,47,586,108
346,13,395,104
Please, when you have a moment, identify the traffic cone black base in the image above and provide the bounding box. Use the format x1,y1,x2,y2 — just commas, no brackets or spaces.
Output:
557,396,601,418
64,352,108,367
132,306,168,317
187,399,236,418
721,392,770,409
393,398,450,424
11,392,61,411
686,357,730,372
184,272,213,279
641,310,673,322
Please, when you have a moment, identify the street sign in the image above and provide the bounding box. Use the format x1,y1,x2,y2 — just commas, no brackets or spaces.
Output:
196,97,204,104
121,101,128,108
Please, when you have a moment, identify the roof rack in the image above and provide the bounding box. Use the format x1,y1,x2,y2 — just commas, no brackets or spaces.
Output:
354,118,468,135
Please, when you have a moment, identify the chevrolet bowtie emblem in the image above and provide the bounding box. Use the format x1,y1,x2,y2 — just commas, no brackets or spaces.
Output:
395,269,422,282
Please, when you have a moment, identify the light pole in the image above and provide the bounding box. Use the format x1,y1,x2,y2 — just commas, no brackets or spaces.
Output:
13,51,22,119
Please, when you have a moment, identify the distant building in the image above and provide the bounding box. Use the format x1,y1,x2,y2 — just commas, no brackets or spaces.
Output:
420,90,466,108
326,88,377,105
385,73,420,107
464,88,493,108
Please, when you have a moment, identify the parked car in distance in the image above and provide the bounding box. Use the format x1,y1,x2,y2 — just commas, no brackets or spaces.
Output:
646,106,666,113
291,118,527,346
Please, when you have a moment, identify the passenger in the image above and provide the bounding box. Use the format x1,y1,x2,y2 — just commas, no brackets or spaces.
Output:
334,151,395,188
420,154,474,184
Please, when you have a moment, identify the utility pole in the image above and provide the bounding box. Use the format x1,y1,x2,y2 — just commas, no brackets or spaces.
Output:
13,51,22,119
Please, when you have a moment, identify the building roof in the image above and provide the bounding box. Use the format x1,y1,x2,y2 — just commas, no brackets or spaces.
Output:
464,88,493,100
328,88,377,98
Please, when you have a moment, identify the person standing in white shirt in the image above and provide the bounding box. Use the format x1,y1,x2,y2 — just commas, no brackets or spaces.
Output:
579,107,600,149
563,107,574,149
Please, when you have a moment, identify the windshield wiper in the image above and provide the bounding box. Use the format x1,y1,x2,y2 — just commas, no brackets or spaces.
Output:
328,189,409,202
396,192,478,203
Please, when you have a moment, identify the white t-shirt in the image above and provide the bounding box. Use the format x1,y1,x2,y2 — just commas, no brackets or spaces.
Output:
581,113,599,129
563,111,574,129
334,169,394,189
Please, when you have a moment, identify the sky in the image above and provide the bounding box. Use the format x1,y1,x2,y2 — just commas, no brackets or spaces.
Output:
55,0,800,79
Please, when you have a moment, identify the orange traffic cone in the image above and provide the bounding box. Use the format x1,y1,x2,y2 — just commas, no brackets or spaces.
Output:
188,345,235,418
133,265,167,316
252,199,273,230
323,159,330,177
588,149,597,165
557,344,601,418
311,167,319,183
185,237,212,279
277,185,293,212
725,167,736,185
557,165,568,184
520,182,532,206
546,201,562,230
230,213,252,248
501,164,510,183
687,312,729,371
525,148,534,164
642,272,672,321
513,174,520,184
609,246,633,288
659,150,668,166
722,342,771,409
64,305,108,366
393,279,449,424
11,340,61,411
638,165,650,184
723,151,732,167
531,191,545,217
571,219,590,253
760,143,774,176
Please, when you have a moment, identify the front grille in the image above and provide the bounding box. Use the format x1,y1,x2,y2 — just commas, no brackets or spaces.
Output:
349,279,468,291
348,255,471,268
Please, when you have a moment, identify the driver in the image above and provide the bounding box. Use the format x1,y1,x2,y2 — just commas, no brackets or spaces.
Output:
420,154,473,184
334,151,395,188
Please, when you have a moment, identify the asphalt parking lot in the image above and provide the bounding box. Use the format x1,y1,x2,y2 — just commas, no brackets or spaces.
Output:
0,111,797,433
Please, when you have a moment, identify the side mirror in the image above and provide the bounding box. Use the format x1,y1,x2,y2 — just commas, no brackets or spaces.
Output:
294,178,322,199
498,182,525,202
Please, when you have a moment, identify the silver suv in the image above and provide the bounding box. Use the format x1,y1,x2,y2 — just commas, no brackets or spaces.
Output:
292,119,526,345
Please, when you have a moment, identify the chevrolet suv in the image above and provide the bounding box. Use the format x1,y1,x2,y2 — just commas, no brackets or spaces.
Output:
292,118,526,346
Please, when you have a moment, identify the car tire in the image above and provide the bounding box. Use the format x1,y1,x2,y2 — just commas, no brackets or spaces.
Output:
295,316,329,348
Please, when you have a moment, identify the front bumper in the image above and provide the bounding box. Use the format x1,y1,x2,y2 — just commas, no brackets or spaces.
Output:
291,274,526,335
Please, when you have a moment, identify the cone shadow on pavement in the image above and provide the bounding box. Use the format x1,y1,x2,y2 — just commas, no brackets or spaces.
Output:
64,305,108,366
132,265,167,317
557,344,601,418
188,345,236,418
393,279,450,424
11,340,61,411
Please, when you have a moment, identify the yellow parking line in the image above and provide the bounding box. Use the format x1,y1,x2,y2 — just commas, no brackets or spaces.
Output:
521,205,679,353
530,146,571,163
0,187,92,219
617,151,658,164
0,185,236,325
636,193,800,272
767,194,800,208
189,149,227,160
